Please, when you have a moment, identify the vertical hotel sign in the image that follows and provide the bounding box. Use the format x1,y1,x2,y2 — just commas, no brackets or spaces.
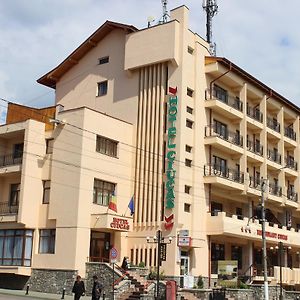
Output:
164,86,178,230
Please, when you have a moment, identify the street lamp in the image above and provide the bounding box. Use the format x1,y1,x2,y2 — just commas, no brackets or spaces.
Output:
146,230,173,300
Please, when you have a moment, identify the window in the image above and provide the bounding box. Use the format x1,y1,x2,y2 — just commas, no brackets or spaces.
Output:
9,184,20,206
186,119,193,129
185,159,192,167
211,202,223,216
187,46,194,54
185,145,192,153
39,229,56,254
43,181,51,204
97,80,108,96
212,155,227,176
186,106,193,114
13,143,24,159
93,179,115,206
0,229,33,266
98,56,109,65
213,119,228,139
96,135,118,157
187,88,194,97
184,185,191,194
184,203,191,213
231,246,243,269
213,84,228,103
46,139,54,154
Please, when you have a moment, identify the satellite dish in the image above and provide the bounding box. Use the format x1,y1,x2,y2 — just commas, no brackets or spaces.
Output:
147,16,155,27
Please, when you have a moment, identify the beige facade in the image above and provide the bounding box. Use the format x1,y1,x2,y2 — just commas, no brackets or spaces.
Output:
1,4,300,290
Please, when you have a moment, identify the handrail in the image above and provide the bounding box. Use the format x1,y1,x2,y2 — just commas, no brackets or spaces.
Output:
267,149,282,164
0,202,18,215
0,154,23,167
284,126,296,141
285,156,298,171
247,140,263,156
267,117,280,133
269,183,282,197
247,105,263,122
204,164,244,184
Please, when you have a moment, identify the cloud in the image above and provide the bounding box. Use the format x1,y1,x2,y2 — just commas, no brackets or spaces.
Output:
0,0,299,108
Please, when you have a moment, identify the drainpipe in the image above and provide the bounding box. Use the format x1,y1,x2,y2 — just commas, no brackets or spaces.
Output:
209,62,233,99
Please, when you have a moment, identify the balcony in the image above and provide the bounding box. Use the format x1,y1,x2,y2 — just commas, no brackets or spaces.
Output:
247,105,263,123
206,211,300,247
284,127,296,141
203,164,244,191
285,156,298,172
267,149,281,165
0,202,18,222
204,88,243,119
247,140,263,156
268,183,282,197
267,117,280,133
0,154,22,167
249,176,261,191
287,190,298,202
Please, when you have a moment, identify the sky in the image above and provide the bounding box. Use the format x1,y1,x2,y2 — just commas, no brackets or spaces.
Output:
0,0,299,122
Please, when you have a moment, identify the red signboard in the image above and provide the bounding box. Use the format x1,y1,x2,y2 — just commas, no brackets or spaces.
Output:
257,230,288,241
110,218,130,230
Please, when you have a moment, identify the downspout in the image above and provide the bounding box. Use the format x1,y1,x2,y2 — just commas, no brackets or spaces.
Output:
209,62,233,99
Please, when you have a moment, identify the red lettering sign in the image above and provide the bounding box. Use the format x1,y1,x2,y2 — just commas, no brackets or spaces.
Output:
257,230,288,241
110,218,130,231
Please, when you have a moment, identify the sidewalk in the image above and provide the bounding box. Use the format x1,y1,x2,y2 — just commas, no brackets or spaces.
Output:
0,288,93,300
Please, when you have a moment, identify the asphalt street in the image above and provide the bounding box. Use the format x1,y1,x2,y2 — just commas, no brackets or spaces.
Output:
0,295,50,300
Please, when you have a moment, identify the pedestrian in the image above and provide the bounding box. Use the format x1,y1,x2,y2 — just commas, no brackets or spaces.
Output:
72,275,85,300
92,275,103,300
121,256,128,271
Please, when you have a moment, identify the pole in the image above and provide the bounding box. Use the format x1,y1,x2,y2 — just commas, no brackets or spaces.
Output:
112,262,115,300
261,180,269,300
279,242,283,300
157,230,161,300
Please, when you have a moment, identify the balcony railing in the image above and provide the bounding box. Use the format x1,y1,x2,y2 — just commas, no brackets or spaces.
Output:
247,140,263,156
204,164,244,184
247,105,263,123
249,176,261,190
267,149,282,164
0,202,18,215
205,125,243,147
285,156,298,171
0,154,23,167
205,88,243,112
284,127,296,141
267,117,280,133
269,183,282,197
287,190,298,202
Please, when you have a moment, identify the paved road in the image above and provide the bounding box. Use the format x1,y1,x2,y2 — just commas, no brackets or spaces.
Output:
0,295,50,300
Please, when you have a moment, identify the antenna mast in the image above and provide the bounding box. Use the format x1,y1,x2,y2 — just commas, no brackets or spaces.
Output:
160,0,169,23
203,0,218,56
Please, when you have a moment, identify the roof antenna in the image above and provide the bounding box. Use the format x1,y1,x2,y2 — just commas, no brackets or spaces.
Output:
159,0,169,24
203,0,218,56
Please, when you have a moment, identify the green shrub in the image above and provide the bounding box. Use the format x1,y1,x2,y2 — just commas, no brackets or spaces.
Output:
138,261,145,268
197,275,204,289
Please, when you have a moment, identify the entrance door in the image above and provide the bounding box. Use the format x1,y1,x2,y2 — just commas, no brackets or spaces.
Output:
90,231,110,262
180,251,190,288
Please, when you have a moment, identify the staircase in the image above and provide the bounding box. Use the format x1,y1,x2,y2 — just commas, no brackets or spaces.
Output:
179,291,199,300
116,270,148,300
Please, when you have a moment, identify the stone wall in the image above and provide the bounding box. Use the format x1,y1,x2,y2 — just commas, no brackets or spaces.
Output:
85,262,122,299
27,268,77,295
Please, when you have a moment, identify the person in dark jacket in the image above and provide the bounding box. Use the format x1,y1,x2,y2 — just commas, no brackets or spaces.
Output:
92,275,103,300
72,275,85,300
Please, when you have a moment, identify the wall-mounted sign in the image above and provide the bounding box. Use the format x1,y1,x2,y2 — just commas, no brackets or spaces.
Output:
177,236,191,247
164,86,178,231
110,218,130,231
160,243,167,262
217,260,238,288
257,230,288,241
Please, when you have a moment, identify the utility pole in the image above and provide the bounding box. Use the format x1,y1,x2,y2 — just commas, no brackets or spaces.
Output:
261,179,269,300
279,241,283,300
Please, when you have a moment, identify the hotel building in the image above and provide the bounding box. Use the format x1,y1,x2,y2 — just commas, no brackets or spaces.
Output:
1,4,300,291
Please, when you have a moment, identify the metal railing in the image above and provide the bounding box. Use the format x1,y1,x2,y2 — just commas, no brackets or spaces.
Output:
285,156,298,171
246,105,263,123
205,125,243,147
204,164,244,184
284,127,296,141
0,202,18,215
268,183,282,197
267,149,282,164
247,140,263,156
249,176,262,190
0,154,23,167
87,256,110,263
205,88,243,112
267,117,280,133
287,190,298,202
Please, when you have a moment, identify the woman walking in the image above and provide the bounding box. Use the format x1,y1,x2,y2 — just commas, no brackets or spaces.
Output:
72,275,85,300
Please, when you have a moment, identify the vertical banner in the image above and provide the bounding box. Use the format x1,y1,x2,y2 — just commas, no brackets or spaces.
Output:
164,86,178,230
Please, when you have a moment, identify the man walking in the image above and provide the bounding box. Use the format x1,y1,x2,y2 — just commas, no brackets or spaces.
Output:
72,275,85,300
92,275,103,300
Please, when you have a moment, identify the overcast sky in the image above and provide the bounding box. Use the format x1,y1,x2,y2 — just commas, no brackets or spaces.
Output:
0,0,299,122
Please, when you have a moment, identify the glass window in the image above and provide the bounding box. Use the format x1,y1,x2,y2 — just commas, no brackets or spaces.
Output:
43,181,51,204
13,143,24,159
185,159,192,167
46,139,54,154
39,229,56,254
98,56,109,65
187,46,194,54
96,136,118,157
184,185,191,194
185,145,192,153
97,81,108,96
186,106,193,114
93,179,115,206
9,184,20,206
186,119,193,129
0,229,33,266
184,203,191,212
187,88,194,97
